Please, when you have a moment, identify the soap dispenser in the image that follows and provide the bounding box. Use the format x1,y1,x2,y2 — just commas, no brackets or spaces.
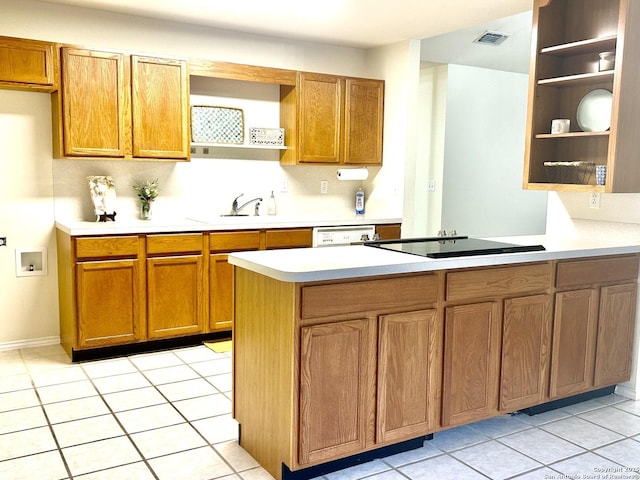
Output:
355,187,365,215
267,191,277,215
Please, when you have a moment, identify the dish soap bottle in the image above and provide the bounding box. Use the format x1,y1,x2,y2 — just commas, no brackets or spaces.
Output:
267,191,277,215
355,187,365,215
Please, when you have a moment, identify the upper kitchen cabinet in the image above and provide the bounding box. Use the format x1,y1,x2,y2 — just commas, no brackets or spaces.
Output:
280,72,384,166
0,36,58,92
53,47,189,161
523,0,640,192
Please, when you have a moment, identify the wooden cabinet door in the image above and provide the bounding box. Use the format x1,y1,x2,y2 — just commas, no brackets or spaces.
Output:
594,283,637,387
0,36,56,90
299,319,372,464
210,253,233,331
442,302,501,427
298,73,342,164
76,260,142,348
131,55,189,159
147,255,204,338
550,289,599,398
377,309,440,443
500,295,552,411
61,48,127,157
343,78,383,165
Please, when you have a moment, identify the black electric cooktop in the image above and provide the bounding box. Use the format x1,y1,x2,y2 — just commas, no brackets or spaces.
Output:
365,236,546,259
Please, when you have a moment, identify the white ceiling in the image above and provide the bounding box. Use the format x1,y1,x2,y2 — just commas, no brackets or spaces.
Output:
420,10,532,74
38,0,532,49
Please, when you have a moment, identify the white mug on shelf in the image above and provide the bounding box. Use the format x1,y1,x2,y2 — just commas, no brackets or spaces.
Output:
551,118,570,134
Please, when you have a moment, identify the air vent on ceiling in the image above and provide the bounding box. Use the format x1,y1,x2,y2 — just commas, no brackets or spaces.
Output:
473,30,511,46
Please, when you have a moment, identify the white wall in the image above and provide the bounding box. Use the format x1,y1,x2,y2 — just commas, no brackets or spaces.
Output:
0,90,60,348
0,0,409,347
437,64,547,237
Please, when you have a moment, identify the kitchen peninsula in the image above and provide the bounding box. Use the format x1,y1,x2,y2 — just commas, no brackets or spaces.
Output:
229,236,640,480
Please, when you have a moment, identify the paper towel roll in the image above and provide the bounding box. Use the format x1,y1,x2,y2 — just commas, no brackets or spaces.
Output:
336,168,368,181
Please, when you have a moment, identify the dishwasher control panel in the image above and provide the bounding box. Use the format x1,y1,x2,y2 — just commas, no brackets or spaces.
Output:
312,225,376,247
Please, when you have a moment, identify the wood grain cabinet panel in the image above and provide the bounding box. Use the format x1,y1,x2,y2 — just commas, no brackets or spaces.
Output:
594,283,637,387
343,78,384,165
131,55,189,159
550,289,599,398
147,255,205,339
76,259,142,348
60,48,127,157
556,255,639,288
56,48,188,160
281,72,384,166
377,309,440,443
442,302,501,427
297,73,342,164
299,319,372,464
446,263,552,302
210,253,234,331
301,275,438,320
264,228,313,249
75,235,139,259
500,295,552,411
0,36,57,91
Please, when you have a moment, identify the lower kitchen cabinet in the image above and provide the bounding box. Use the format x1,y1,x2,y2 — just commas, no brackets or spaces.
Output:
146,233,206,339
147,255,205,338
550,255,639,399
377,309,441,443
550,289,599,398
209,228,311,332
76,259,143,348
442,302,501,427
209,253,235,331
500,294,552,411
232,255,640,480
594,283,637,387
299,319,373,464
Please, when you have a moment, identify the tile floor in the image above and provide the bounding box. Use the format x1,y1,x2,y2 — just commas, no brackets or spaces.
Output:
1,344,640,480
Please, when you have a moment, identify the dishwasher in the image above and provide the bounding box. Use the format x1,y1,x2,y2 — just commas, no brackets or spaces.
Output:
312,225,377,247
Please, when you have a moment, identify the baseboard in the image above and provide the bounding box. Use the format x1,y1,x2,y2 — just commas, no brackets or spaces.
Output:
615,384,639,401
0,336,60,352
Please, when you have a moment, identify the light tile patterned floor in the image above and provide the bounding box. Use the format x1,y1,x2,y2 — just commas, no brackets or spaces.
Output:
1,344,640,480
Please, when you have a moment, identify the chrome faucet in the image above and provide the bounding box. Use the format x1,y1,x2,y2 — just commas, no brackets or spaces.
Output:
231,193,263,216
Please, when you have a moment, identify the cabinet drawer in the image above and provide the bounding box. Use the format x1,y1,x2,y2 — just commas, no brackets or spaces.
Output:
301,275,438,319
146,233,203,255
446,263,552,302
265,228,312,249
556,255,639,289
210,231,260,252
75,236,139,259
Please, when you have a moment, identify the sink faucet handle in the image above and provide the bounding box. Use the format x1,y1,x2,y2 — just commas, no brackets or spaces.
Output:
231,193,244,215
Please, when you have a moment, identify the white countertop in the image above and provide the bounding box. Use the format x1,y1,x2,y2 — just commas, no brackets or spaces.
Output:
55,214,401,236
228,235,640,282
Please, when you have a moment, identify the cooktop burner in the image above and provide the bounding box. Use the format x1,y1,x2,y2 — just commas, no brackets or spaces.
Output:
365,236,545,259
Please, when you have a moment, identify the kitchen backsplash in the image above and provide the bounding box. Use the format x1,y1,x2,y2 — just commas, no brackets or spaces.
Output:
51,157,396,222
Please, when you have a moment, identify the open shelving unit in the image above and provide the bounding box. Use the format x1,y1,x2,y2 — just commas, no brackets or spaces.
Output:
523,0,640,192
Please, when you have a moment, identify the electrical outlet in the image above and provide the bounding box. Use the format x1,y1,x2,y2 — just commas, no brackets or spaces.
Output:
320,180,328,194
280,179,288,193
589,192,601,209
428,180,436,192
0,237,6,247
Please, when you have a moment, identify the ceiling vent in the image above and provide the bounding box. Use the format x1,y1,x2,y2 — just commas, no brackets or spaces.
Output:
473,30,511,46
